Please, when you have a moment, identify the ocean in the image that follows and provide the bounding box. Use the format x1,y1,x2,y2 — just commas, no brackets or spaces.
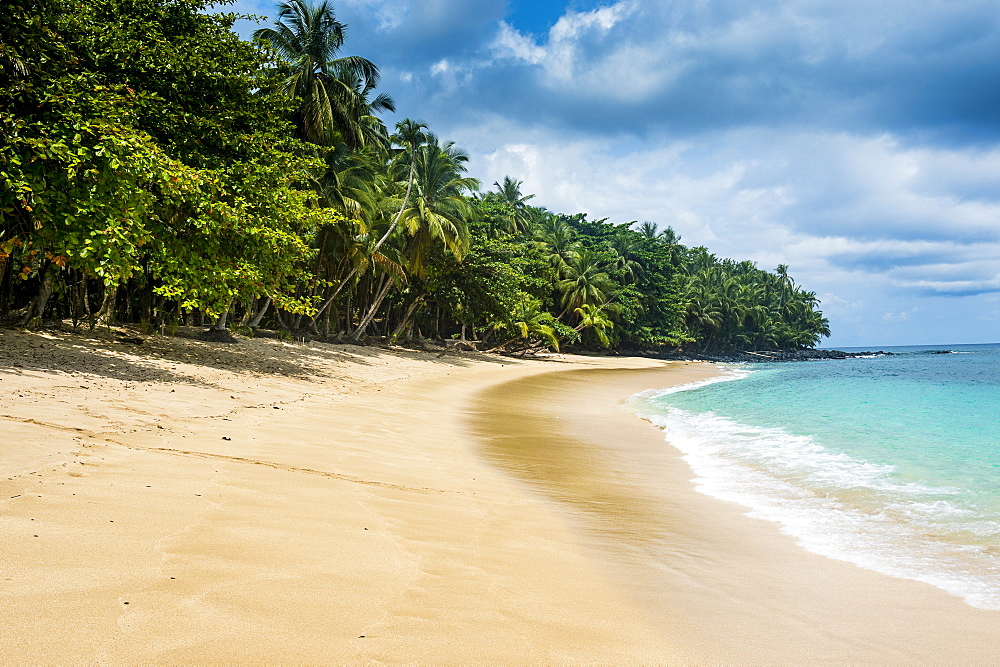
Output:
628,344,1000,610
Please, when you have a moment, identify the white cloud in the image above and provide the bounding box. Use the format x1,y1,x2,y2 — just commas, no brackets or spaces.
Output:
882,309,918,322
551,2,636,38
340,0,410,31
430,59,450,76
491,22,545,64
489,3,677,101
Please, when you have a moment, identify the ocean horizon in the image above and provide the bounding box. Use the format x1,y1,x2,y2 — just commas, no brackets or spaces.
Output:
629,343,1000,610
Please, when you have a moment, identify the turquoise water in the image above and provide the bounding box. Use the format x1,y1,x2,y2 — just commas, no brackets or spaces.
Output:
628,344,1000,609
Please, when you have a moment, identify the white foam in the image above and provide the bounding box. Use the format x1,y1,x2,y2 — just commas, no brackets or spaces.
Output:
633,365,753,401
628,396,1000,610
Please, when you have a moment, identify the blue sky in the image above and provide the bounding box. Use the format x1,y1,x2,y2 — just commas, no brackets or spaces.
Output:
228,0,1000,347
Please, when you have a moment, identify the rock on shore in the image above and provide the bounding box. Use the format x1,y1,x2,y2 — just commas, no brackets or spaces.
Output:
656,348,893,363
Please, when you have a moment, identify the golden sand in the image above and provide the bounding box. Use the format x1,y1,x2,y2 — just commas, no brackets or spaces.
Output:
1,328,998,663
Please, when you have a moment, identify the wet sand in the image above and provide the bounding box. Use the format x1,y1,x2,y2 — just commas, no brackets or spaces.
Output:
472,365,1000,663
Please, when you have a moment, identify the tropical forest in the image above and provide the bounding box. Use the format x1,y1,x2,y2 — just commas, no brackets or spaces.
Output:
0,0,832,354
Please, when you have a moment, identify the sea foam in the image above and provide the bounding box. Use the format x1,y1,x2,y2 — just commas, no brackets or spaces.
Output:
629,367,1000,610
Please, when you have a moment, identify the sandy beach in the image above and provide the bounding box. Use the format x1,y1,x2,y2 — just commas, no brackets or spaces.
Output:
2,327,999,663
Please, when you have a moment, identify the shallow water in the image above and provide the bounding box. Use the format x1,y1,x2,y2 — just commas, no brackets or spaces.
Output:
629,344,1000,609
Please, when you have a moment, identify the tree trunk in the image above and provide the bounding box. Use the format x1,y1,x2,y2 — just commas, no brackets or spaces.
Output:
344,290,352,335
351,276,394,340
93,282,118,327
485,336,520,354
69,269,87,327
236,299,252,327
141,270,154,330
310,149,417,328
21,266,54,329
247,296,271,329
82,275,91,322
210,297,235,331
390,295,424,340
273,307,290,331
322,298,332,338
150,295,167,333
0,246,19,320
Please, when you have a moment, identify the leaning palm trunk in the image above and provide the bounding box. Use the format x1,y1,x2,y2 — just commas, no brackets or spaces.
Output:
485,336,521,354
373,156,416,254
389,294,424,340
309,267,354,325
309,148,417,327
350,275,394,340
247,297,272,329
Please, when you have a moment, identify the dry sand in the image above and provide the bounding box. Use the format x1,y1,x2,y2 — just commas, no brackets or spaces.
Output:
1,327,998,663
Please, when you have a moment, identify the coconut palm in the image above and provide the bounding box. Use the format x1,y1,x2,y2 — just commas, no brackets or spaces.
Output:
637,221,658,240
609,229,643,283
556,248,616,319
314,143,380,220
374,119,428,252
775,263,794,312
486,176,536,232
533,214,580,275
574,303,614,347
390,135,480,278
253,0,393,149
488,298,560,352
306,120,426,327
348,135,479,339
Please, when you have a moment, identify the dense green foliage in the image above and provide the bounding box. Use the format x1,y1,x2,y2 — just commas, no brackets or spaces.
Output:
0,0,831,352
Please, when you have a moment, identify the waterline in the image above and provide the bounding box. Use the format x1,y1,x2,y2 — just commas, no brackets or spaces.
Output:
629,349,1000,609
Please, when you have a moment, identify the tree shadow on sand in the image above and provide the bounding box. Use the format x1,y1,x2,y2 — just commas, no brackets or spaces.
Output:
0,325,515,387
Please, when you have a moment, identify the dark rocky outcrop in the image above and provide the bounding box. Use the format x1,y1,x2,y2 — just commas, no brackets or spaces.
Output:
652,348,893,363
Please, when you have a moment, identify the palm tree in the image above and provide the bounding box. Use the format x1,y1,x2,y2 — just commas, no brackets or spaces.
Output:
306,120,427,328
638,221,658,240
574,303,614,347
315,143,379,220
328,59,395,151
533,214,580,275
492,176,535,208
609,229,643,283
375,119,428,253
775,263,793,313
556,248,616,319
350,136,479,339
253,0,393,149
487,176,536,232
391,136,480,279
487,298,560,352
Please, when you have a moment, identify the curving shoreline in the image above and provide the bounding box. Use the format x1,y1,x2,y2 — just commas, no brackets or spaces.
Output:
2,328,998,663
470,362,1000,663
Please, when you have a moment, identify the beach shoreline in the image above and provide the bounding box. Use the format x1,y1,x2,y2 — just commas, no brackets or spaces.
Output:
2,327,998,663
473,363,1000,663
